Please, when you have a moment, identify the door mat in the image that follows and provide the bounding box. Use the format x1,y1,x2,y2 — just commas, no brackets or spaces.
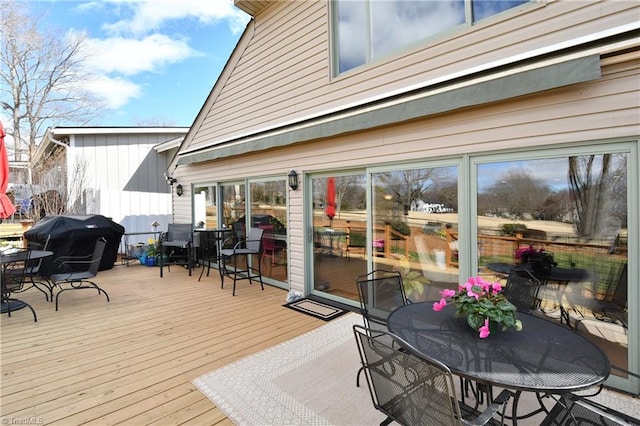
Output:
283,298,348,321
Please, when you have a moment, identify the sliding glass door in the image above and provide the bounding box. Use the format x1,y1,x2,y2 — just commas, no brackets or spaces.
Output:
474,149,631,379
193,183,217,228
220,182,246,230
248,179,288,285
310,173,367,300
371,165,460,302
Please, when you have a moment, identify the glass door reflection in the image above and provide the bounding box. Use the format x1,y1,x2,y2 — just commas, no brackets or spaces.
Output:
249,179,288,286
310,174,367,301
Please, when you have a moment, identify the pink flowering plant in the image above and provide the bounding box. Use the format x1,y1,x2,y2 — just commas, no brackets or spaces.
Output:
433,276,522,338
515,245,556,266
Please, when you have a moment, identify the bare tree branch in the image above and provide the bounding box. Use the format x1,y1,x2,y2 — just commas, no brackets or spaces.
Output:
0,0,105,168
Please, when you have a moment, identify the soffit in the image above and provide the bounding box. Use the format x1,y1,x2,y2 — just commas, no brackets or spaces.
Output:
234,0,273,17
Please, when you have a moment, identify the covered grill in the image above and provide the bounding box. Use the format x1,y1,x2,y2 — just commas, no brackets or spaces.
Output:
24,214,124,276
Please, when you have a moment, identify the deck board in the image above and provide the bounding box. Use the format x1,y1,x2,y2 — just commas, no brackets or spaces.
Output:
1,263,328,425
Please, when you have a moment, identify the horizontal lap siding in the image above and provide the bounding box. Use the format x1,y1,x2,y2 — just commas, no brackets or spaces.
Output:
179,60,638,178
176,58,639,283
178,60,639,184
186,1,638,153
193,1,327,147
177,0,639,281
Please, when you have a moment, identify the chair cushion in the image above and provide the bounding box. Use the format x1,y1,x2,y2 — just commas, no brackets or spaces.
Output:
162,240,190,248
50,271,95,281
221,248,259,256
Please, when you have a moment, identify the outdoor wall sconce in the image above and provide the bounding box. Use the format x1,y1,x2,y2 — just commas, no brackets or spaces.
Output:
176,184,183,197
288,170,299,190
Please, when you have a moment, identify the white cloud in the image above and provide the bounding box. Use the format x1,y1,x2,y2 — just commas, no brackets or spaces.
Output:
101,0,250,36
84,34,201,75
83,75,142,109
63,0,249,114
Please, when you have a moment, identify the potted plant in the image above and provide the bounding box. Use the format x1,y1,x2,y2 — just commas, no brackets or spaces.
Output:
393,256,429,301
145,238,159,266
433,276,522,338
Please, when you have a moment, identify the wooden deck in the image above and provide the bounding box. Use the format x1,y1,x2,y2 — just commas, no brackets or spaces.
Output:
1,263,329,425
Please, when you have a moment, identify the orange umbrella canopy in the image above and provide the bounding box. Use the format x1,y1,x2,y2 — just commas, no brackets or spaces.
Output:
325,177,336,219
0,121,17,219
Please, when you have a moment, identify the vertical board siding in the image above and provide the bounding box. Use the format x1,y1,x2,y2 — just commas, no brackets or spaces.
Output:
72,132,183,233
186,1,638,153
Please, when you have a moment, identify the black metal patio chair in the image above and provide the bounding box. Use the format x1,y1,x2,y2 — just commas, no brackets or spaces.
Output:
589,263,628,328
49,238,110,310
159,223,195,278
355,270,410,387
1,249,38,322
356,270,409,330
353,324,513,426
25,234,55,301
219,227,264,296
503,267,543,313
542,392,640,425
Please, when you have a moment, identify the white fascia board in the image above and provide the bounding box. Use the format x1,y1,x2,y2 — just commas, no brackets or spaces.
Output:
154,136,184,152
50,127,189,136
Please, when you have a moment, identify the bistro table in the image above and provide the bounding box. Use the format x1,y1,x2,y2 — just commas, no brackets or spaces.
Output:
485,262,590,283
1,250,54,313
387,302,610,424
194,228,233,281
315,228,346,257
485,262,590,327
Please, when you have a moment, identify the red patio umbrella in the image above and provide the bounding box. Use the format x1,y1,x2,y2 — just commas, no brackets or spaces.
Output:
0,120,17,219
325,177,336,226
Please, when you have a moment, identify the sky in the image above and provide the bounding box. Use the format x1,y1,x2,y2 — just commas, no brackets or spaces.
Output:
12,0,250,127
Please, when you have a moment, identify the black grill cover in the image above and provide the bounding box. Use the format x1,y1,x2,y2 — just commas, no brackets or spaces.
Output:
24,214,124,276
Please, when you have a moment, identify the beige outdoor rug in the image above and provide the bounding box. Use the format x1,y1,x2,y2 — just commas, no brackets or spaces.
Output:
193,313,386,425
193,312,639,425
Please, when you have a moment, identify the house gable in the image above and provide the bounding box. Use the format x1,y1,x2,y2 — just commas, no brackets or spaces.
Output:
178,1,639,166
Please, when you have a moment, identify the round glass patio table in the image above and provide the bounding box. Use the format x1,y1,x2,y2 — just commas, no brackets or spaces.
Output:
387,302,610,422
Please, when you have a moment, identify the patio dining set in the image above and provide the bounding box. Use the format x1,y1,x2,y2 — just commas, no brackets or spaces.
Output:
1,237,111,321
353,269,639,425
157,223,286,296
2,219,288,324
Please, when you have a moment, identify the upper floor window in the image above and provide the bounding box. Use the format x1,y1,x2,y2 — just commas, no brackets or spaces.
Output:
333,0,530,75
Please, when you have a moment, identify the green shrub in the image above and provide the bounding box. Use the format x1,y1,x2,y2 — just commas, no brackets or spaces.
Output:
391,221,411,237
500,223,527,237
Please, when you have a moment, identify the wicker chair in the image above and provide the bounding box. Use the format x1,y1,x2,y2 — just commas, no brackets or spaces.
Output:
353,324,512,426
